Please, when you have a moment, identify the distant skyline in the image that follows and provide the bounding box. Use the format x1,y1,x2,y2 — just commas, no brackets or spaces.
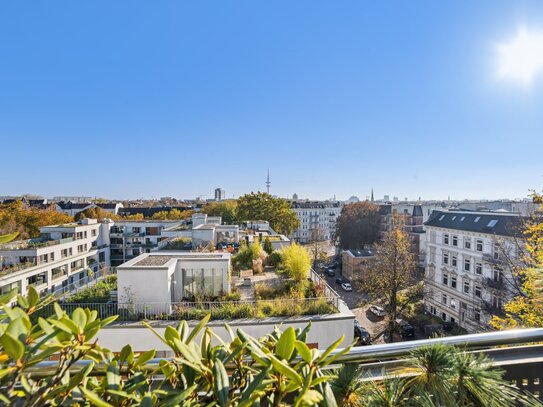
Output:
1,2,543,201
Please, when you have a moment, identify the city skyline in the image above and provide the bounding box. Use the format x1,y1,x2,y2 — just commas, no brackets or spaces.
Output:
1,2,543,199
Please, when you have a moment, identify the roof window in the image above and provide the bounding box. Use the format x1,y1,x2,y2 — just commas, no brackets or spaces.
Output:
487,219,498,227
474,216,481,223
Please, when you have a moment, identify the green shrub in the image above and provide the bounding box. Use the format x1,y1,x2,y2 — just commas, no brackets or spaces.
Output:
64,275,117,303
266,250,283,267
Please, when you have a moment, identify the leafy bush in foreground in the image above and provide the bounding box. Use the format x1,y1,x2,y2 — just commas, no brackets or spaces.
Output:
0,288,539,406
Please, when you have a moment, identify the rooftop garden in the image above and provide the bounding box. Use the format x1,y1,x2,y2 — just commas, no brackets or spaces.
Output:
63,274,117,304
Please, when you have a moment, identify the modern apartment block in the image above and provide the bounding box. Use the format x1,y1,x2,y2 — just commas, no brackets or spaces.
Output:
0,218,110,298
109,220,184,266
423,210,523,332
117,251,232,305
291,201,342,242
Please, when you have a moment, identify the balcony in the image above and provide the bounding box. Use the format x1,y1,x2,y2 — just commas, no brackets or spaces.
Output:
485,277,505,290
483,300,506,317
483,253,503,265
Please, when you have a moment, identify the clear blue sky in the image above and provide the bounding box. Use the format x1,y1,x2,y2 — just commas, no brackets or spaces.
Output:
1,1,543,201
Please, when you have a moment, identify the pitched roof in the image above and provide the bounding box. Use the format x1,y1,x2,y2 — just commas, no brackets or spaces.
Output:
424,210,524,237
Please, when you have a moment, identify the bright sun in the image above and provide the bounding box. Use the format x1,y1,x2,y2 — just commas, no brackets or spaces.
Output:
497,27,543,85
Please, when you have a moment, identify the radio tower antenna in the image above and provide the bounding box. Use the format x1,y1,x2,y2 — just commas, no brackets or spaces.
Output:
266,169,271,194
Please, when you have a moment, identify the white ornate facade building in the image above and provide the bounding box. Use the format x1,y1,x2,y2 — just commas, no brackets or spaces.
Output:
291,201,342,242
423,210,523,333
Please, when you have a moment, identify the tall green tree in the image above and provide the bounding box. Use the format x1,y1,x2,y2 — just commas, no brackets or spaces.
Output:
237,192,300,235
336,201,381,250
359,216,418,342
202,200,238,224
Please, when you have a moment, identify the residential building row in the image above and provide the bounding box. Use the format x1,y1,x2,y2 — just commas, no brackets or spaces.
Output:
422,210,523,333
291,201,342,243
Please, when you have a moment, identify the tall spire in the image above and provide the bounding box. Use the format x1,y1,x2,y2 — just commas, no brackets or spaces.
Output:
371,188,374,202
266,169,271,194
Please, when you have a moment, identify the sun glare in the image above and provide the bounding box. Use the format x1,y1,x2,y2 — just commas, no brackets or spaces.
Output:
496,27,543,86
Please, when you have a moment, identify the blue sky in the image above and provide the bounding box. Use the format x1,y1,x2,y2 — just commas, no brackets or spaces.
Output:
1,1,543,201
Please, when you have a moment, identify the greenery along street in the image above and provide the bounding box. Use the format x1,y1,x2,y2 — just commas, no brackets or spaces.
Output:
0,287,539,406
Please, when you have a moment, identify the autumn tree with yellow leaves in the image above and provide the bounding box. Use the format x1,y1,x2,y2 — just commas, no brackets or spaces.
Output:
491,192,543,329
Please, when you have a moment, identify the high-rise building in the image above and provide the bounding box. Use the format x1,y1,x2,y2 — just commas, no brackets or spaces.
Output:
214,188,225,201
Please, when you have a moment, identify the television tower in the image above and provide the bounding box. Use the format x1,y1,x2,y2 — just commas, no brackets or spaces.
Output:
266,169,271,194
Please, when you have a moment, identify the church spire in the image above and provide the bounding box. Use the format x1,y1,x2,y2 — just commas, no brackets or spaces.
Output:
371,188,374,202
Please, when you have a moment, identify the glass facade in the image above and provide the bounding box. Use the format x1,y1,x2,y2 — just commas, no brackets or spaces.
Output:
182,268,224,298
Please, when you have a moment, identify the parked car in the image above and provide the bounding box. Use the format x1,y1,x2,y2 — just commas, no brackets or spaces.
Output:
395,318,415,338
369,304,386,318
354,323,372,345
341,282,353,292
335,277,344,285
326,268,336,277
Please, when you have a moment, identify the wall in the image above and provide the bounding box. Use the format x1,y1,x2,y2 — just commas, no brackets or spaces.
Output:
96,314,355,353
117,266,172,304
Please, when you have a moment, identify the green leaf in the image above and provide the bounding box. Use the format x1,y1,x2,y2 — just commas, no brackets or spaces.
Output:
100,315,119,327
213,359,229,407
294,340,312,363
321,382,338,407
54,302,64,319
27,286,39,309
119,344,133,364
80,387,114,407
0,333,24,360
270,356,303,386
162,384,198,407
72,308,88,330
135,349,156,368
318,335,344,363
276,327,296,360
238,366,272,406
49,318,78,335
0,288,18,306
17,294,29,309
164,325,180,344
186,313,211,343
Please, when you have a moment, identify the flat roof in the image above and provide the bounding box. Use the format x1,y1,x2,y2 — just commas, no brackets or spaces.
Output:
118,251,230,268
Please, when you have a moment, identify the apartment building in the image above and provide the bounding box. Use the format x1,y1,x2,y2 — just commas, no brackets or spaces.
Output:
291,201,342,242
109,220,184,266
0,219,110,298
423,210,523,332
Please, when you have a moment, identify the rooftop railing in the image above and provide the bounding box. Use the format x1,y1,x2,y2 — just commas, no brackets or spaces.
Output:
39,296,339,322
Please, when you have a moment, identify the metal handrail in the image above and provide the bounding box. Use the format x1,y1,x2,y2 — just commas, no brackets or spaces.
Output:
331,328,543,364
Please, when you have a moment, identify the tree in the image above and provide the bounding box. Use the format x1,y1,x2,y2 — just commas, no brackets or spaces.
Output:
74,206,119,221
308,227,328,271
358,217,418,342
202,200,238,224
151,208,193,220
336,201,381,250
281,243,311,282
263,236,274,254
237,192,300,235
0,201,74,239
491,191,543,329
